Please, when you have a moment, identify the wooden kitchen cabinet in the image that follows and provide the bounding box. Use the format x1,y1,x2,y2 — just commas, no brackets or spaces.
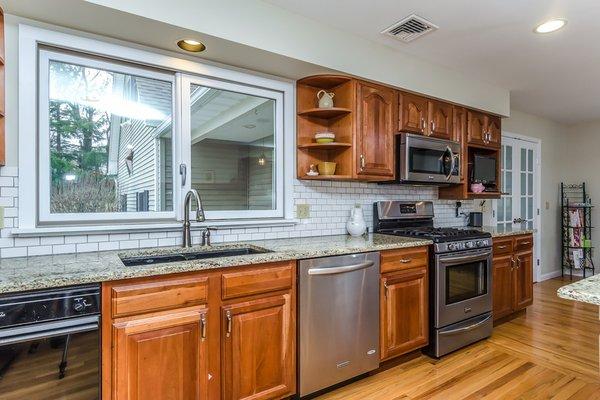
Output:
467,110,501,149
427,100,454,140
398,92,428,134
492,234,534,322
379,247,429,361
103,261,297,400
221,294,295,400
111,309,208,400
356,80,396,179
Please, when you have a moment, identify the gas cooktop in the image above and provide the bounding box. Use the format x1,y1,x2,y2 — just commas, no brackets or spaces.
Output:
380,226,491,243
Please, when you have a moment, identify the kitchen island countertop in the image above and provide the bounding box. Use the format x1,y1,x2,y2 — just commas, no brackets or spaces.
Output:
557,275,600,305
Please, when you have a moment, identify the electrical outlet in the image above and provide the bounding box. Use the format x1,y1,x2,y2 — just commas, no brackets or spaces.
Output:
297,204,310,219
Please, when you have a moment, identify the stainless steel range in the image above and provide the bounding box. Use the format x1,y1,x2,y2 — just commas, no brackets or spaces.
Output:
374,200,493,358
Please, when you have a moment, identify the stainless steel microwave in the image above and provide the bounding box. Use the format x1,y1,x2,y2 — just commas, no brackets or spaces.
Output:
394,133,461,184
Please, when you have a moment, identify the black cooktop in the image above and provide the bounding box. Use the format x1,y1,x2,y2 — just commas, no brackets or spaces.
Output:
380,227,492,243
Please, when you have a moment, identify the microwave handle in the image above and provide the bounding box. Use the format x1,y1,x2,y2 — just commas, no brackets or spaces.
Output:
443,146,456,181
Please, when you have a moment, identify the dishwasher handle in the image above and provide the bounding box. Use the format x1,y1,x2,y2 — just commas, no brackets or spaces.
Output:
307,260,375,276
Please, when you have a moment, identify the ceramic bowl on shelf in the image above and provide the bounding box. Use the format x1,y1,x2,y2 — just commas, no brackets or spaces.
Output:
315,132,335,143
317,162,336,176
470,182,486,193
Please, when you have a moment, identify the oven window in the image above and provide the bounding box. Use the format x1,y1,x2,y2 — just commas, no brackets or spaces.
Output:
446,261,488,304
0,331,99,399
409,148,445,174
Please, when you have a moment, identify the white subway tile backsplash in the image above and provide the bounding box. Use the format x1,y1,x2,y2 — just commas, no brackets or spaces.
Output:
0,170,474,258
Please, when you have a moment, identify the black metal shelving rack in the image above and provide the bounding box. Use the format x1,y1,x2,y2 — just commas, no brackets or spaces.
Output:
561,182,595,278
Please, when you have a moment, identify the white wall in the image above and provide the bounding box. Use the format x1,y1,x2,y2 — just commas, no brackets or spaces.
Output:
502,109,570,276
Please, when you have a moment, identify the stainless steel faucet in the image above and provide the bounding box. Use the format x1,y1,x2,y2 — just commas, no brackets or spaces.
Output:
182,189,205,248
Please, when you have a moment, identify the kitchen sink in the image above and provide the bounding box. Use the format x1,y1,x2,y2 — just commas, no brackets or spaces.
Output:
120,246,272,267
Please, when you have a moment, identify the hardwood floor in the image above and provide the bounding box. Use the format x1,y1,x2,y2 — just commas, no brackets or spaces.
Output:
316,277,600,400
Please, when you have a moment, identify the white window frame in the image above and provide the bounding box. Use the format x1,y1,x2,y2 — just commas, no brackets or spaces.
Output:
37,48,178,224
18,24,295,232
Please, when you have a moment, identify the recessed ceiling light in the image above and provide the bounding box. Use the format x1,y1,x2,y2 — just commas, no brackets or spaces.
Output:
177,39,206,52
534,19,567,34
243,124,256,129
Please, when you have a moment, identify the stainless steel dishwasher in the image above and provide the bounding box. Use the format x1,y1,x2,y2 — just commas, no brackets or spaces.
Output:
298,252,380,397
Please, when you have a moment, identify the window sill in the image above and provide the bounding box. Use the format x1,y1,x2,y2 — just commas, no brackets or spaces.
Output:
11,219,299,237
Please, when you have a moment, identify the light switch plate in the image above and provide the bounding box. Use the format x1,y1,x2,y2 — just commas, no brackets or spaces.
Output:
297,204,310,219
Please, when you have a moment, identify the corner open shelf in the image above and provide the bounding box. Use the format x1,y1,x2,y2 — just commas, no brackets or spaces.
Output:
297,75,355,181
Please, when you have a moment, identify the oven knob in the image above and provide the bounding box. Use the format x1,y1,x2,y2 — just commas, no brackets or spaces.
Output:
476,240,484,247
465,241,474,249
448,243,457,251
73,301,85,313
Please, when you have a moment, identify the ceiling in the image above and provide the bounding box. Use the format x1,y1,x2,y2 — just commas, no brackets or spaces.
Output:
265,0,600,124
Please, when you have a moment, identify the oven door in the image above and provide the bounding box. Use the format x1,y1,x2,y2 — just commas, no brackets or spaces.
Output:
0,316,100,399
399,133,460,184
434,248,492,328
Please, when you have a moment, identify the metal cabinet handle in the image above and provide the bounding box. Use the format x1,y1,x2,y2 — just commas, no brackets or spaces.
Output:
225,311,232,338
421,117,426,132
431,120,436,132
521,241,531,245
498,245,508,249
384,281,389,298
359,154,366,171
510,257,515,271
200,313,207,340
399,258,412,264
516,258,522,269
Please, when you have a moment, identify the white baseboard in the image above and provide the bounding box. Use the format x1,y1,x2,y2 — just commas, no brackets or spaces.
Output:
539,270,563,281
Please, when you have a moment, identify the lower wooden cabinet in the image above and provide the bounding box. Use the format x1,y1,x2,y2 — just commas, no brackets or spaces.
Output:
112,309,209,400
380,260,428,361
102,261,296,400
222,295,295,400
492,234,534,321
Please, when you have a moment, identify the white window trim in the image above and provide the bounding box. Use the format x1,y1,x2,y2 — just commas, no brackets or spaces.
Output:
18,24,295,232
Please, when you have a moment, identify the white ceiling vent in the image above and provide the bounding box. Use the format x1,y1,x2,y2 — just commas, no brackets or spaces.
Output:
381,14,438,43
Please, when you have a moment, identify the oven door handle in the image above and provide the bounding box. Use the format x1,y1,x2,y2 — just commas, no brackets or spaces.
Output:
439,252,491,264
438,314,492,336
0,315,99,346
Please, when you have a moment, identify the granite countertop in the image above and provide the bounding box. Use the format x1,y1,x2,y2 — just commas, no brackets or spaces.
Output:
480,224,535,238
0,234,431,294
557,275,600,305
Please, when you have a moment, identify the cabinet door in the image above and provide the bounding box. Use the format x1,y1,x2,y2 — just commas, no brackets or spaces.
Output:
399,92,428,134
222,294,295,400
453,107,467,182
356,81,396,179
380,266,428,361
467,110,487,146
514,251,534,311
492,256,514,321
427,100,453,140
486,115,502,148
112,309,208,400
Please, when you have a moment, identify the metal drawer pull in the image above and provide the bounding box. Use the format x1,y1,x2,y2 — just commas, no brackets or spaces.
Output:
439,314,492,336
497,245,508,249
200,313,207,340
384,281,389,298
399,258,412,263
359,155,366,171
308,261,375,276
225,311,232,338
520,241,531,245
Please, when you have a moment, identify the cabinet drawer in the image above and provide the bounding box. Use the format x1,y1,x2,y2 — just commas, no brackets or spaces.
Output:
111,276,208,318
222,262,293,300
381,247,428,274
514,235,533,252
493,238,513,256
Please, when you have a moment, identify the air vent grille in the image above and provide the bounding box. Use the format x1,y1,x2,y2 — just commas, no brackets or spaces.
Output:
381,14,438,43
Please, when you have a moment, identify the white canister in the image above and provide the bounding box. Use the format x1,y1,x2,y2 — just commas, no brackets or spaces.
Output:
346,204,367,237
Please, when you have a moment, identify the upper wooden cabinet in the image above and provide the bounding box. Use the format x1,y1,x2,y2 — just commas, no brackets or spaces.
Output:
112,309,209,400
356,81,396,179
221,295,295,400
467,110,501,149
398,92,428,134
428,100,454,140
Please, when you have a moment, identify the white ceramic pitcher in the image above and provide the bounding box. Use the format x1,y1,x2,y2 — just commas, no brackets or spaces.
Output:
346,204,367,237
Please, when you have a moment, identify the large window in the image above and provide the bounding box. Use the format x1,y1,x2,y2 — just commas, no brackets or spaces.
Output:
19,26,293,230
38,49,176,223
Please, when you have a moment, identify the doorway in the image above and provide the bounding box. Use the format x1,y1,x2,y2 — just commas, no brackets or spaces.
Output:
494,133,542,282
